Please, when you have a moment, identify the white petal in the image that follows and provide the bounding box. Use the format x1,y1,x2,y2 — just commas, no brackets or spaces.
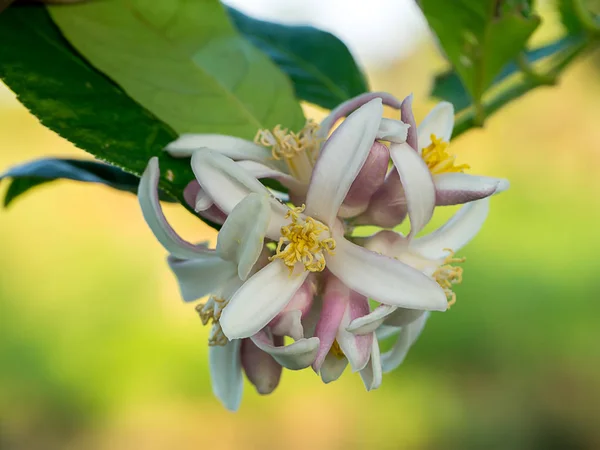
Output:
220,261,309,339
250,330,319,370
138,157,209,259
305,98,383,225
384,308,426,327
167,256,237,302
209,338,243,411
191,151,289,239
165,134,284,169
411,198,490,260
216,193,270,280
360,335,383,391
336,295,373,372
346,304,398,335
320,352,348,383
417,102,454,150
376,324,401,341
382,312,429,373
327,233,448,311
236,160,308,196
435,172,507,205
377,118,409,143
389,142,435,237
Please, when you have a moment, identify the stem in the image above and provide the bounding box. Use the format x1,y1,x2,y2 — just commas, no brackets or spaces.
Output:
516,53,557,85
572,0,600,35
453,41,588,139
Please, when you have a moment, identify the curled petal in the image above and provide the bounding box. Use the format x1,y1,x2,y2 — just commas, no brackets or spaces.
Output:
250,329,319,370
382,312,429,373
384,308,426,327
241,338,282,395
347,304,397,335
209,338,243,411
167,255,237,302
377,118,410,143
360,335,382,391
411,198,490,260
183,180,227,224
435,173,507,206
320,352,348,383
327,233,448,311
339,141,389,218
376,324,402,341
355,170,407,228
138,157,209,259
237,160,308,196
306,98,383,225
220,261,308,340
336,291,373,372
269,280,314,340
389,142,435,237
319,92,402,137
417,102,454,150
216,193,270,280
400,94,418,151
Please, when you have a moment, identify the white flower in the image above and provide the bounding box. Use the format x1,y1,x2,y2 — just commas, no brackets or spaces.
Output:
190,98,448,340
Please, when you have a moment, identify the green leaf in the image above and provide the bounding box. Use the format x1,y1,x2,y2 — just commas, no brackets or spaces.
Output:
225,6,368,109
431,36,581,111
0,6,193,206
422,0,540,107
559,0,600,34
0,158,174,207
49,0,305,138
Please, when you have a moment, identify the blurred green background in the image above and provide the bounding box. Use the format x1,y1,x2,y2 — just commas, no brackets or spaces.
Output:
1,4,600,450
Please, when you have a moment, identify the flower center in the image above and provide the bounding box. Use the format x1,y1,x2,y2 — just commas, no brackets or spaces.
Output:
432,250,465,307
196,296,229,346
421,134,470,175
269,205,336,274
255,120,322,183
330,340,345,359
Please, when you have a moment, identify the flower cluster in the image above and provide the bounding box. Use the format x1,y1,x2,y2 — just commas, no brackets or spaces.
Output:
138,93,508,410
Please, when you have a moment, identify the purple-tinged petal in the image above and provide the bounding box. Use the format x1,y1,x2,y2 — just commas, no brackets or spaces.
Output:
400,94,418,151
216,193,270,280
347,304,397,335
312,275,349,372
355,170,407,228
339,141,389,218
382,312,429,373
198,205,228,225
319,92,402,137
167,255,237,302
250,330,319,370
327,232,448,311
411,198,490,260
320,352,348,383
241,338,281,395
417,102,454,150
336,291,373,372
220,261,308,340
269,280,314,340
389,142,435,237
306,98,383,226
209,338,243,411
435,173,506,206
138,157,209,259
183,180,227,224
360,335,382,391
364,229,409,256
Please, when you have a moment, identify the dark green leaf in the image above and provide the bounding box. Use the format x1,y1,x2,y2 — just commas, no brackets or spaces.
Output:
422,0,540,106
0,158,175,207
225,6,368,109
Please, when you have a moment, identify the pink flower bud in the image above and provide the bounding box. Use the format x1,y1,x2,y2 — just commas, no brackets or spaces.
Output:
241,338,282,395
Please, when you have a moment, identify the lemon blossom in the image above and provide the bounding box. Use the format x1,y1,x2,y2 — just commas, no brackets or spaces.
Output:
190,99,449,341
361,96,509,227
137,158,319,410
164,92,409,219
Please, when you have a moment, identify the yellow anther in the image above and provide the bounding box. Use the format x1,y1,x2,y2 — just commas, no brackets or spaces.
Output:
195,296,229,346
432,249,466,307
269,205,336,274
421,134,470,175
254,120,322,162
330,340,345,359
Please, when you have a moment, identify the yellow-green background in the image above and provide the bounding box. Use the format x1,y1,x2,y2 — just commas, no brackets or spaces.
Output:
1,19,600,450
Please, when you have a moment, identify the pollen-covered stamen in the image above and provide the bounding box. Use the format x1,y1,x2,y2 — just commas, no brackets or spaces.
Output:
330,340,346,359
421,134,470,175
269,205,336,274
432,249,465,307
254,120,322,182
196,296,230,346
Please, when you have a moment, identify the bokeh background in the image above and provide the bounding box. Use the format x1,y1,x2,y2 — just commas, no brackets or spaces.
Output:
1,1,600,449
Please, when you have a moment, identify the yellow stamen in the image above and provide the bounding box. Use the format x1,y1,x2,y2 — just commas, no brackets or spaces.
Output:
330,340,345,359
421,134,470,175
196,296,229,346
254,120,322,163
432,249,466,307
269,204,336,274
